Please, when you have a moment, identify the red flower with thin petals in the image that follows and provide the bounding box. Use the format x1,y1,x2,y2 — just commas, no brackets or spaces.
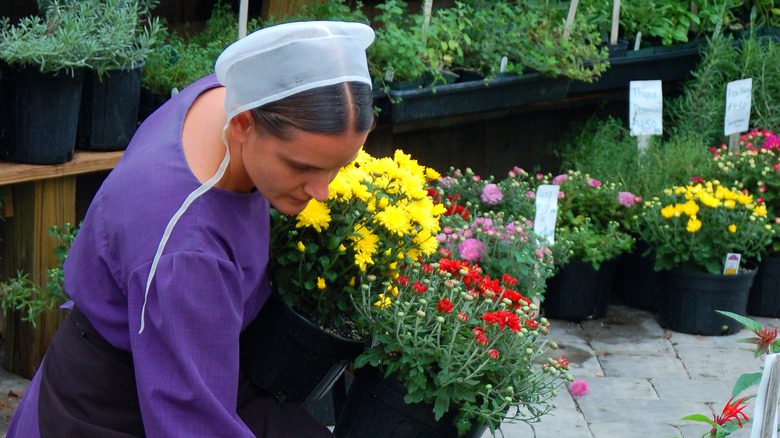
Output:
457,312,468,322
412,281,428,294
750,326,778,355
487,349,500,360
482,311,523,332
421,263,434,273
525,319,539,330
437,298,454,314
501,289,530,306
712,397,749,429
691,176,704,184
438,258,469,275
396,275,409,286
437,247,452,258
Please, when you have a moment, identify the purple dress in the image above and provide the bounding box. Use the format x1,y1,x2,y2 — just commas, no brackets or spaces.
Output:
7,75,273,437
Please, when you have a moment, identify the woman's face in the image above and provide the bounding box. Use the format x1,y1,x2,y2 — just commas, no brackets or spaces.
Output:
241,127,368,215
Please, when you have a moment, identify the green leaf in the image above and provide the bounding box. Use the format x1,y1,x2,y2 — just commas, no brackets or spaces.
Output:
681,413,716,426
433,393,450,421
715,310,762,332
732,372,763,397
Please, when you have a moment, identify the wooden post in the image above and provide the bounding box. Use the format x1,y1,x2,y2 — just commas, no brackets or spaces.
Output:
2,177,76,378
261,0,323,20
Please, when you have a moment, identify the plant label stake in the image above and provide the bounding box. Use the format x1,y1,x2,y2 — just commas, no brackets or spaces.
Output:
533,184,560,245
563,0,580,42
633,31,642,50
750,353,780,438
723,253,741,275
610,0,621,45
421,0,433,49
238,0,248,39
629,80,663,153
499,56,508,74
724,78,753,152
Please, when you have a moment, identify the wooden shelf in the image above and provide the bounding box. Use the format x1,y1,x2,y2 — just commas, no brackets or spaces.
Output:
0,150,123,186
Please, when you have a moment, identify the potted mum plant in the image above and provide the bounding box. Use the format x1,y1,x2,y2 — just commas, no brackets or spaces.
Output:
239,149,446,404
638,179,774,335
530,170,637,321
335,258,571,437
710,128,780,317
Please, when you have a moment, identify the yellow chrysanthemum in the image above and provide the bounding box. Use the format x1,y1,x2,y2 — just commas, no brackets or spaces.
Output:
728,224,737,233
295,200,331,232
351,225,379,256
297,241,306,253
413,229,439,257
317,277,326,290
723,199,736,209
686,217,702,233
374,205,412,236
425,167,441,180
660,205,676,219
681,200,699,217
374,293,392,309
338,244,347,252
755,204,768,217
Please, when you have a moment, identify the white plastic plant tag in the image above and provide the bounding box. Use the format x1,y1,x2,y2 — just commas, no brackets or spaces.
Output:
750,353,780,438
170,87,179,98
629,80,663,137
633,31,642,50
724,78,753,136
499,56,508,73
384,68,395,82
723,253,741,275
533,184,560,245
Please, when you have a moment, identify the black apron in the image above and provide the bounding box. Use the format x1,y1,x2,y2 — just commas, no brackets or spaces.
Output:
37,307,332,437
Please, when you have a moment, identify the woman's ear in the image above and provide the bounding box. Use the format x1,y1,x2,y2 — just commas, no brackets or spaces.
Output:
228,111,256,143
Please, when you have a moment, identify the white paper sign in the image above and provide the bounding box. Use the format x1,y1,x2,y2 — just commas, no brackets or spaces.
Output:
533,185,560,244
724,78,753,136
629,80,663,136
723,253,741,275
750,353,780,438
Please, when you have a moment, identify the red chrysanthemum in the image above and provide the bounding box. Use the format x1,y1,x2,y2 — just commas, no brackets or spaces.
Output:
525,319,539,330
412,281,428,294
437,298,454,314
501,289,530,306
487,349,500,360
457,312,468,322
473,327,488,346
396,275,410,286
502,273,518,287
482,311,522,332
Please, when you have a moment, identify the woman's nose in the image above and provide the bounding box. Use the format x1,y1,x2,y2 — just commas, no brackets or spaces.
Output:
304,177,330,202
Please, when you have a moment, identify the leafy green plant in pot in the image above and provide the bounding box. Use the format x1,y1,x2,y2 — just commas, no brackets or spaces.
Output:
77,0,162,150
0,3,93,164
530,170,636,321
638,179,774,335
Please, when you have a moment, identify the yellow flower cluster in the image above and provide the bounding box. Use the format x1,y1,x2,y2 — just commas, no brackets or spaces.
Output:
295,149,446,275
657,181,766,234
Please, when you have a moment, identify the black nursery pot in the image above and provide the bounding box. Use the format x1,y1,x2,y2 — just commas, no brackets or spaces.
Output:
239,292,365,404
747,256,780,317
543,259,617,322
78,66,143,150
334,366,487,438
657,269,756,336
0,64,82,164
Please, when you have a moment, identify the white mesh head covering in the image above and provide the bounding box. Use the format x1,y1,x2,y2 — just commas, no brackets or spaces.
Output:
216,21,375,121
139,21,375,334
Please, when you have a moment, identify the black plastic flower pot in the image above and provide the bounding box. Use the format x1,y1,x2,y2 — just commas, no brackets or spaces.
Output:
543,259,617,322
0,64,81,164
657,269,756,336
747,256,780,317
569,40,703,94
239,292,365,404
613,241,659,311
334,366,487,438
138,89,170,123
78,66,143,151
385,72,571,124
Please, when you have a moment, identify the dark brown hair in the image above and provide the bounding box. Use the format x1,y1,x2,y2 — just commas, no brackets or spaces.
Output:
250,82,374,139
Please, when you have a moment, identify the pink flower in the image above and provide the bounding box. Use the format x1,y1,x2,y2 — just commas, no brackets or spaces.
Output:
552,174,568,185
617,191,642,207
458,238,486,261
525,191,536,199
535,173,544,180
587,178,602,188
569,379,589,397
480,184,504,205
557,191,565,200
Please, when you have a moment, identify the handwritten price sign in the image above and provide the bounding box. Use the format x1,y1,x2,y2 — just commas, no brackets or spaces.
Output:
629,81,663,136
724,78,752,136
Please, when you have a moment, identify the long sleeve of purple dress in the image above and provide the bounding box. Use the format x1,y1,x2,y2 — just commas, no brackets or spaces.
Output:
6,74,273,437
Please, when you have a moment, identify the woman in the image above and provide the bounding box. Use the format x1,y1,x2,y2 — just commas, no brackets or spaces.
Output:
7,21,375,437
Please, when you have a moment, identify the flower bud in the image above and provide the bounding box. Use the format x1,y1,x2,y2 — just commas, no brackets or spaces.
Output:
416,310,426,318
397,311,405,317
367,275,377,282
436,316,445,323
419,298,427,305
